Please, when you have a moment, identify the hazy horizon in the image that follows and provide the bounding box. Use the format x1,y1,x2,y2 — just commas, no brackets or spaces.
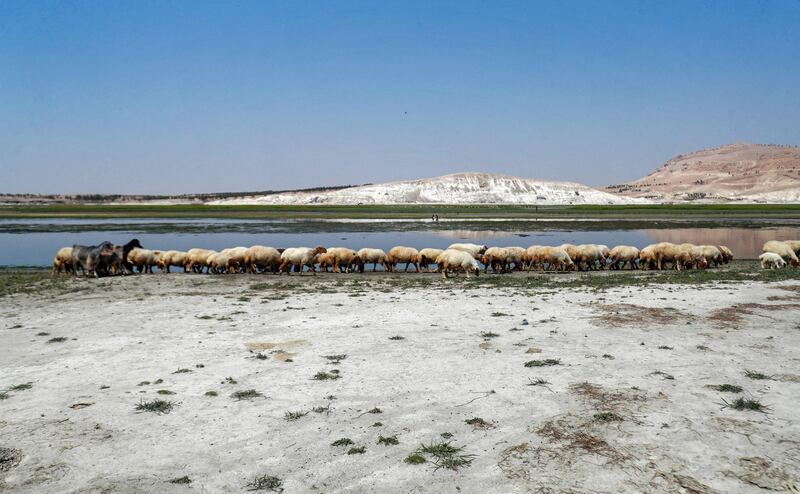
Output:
2,1,800,195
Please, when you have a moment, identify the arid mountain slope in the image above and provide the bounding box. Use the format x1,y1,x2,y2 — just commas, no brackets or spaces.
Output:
605,143,800,202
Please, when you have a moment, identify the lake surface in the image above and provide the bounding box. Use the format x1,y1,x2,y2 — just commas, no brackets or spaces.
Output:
2,218,799,266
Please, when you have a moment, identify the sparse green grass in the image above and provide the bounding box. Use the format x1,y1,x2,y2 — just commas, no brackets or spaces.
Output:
594,412,623,422
173,368,192,374
652,370,675,380
710,384,743,393
696,345,710,351
312,371,341,380
490,312,510,317
284,410,308,421
416,441,476,471
0,392,8,400
331,438,354,447
388,335,405,340
169,476,192,484
8,383,32,391
602,354,615,359
253,353,269,360
312,405,331,414
440,432,453,439
377,435,399,445
204,390,218,397
138,381,151,386
722,397,768,412
372,422,383,427
347,446,366,455
157,390,176,395
404,453,426,464
46,337,68,343
324,354,347,363
231,389,264,400
658,345,673,350
368,407,382,414
244,474,283,492
480,331,500,338
744,369,771,380
223,377,238,384
135,399,175,414
524,359,561,367
35,332,50,336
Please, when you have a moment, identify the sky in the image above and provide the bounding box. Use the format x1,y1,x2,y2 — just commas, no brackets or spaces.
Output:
1,1,799,195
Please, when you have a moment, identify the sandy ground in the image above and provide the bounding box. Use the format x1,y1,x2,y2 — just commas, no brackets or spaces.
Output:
1,272,800,493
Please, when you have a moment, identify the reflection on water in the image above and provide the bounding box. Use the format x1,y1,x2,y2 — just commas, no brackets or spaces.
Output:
1,220,798,266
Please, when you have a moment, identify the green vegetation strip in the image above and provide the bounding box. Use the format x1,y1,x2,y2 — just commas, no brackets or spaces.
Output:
2,203,800,220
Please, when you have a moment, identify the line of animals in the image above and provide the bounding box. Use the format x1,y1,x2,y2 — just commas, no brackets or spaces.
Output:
49,239,800,279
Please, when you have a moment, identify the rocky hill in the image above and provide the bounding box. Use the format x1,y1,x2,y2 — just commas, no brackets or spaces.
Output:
605,143,800,202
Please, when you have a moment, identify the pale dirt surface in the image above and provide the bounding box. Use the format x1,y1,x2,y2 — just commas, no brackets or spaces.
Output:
1,273,800,493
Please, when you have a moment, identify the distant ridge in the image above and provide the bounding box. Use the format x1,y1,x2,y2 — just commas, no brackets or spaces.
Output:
209,172,644,205
605,142,800,202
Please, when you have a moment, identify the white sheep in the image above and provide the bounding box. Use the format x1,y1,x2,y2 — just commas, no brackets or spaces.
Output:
387,246,420,272
279,246,327,275
127,248,159,273
435,249,480,279
156,250,188,273
244,246,281,273
184,248,217,273
357,248,388,272
53,247,74,274
447,243,487,259
416,248,444,272
607,245,639,270
759,252,787,269
762,241,799,267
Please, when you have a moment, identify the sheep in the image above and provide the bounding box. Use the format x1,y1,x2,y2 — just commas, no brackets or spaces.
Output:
326,247,362,273
677,243,709,270
207,252,239,274
447,243,487,259
505,246,527,271
127,248,159,273
435,249,480,279
594,244,611,269
718,245,734,264
244,246,281,273
572,244,606,271
759,252,787,269
638,244,658,270
559,244,580,263
184,248,217,273
386,246,420,272
357,248,388,272
523,245,545,271
219,247,248,273
782,241,800,256
697,245,723,268
539,246,574,272
763,240,800,267
416,248,444,272
481,247,511,273
607,245,640,270
156,250,188,273
53,247,74,274
645,242,688,270
316,252,336,273
279,246,327,275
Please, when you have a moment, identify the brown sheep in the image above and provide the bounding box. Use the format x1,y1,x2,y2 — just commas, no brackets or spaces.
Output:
387,246,420,272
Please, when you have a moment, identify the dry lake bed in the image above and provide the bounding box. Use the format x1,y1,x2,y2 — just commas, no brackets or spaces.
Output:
1,266,799,493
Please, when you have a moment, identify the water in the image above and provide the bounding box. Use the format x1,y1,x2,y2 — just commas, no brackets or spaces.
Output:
1,218,799,266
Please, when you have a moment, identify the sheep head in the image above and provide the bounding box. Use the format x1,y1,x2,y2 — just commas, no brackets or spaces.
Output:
313,246,327,255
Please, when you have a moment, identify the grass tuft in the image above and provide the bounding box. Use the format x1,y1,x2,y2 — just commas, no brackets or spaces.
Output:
593,411,623,422
135,399,175,414
524,359,561,367
377,435,399,445
744,369,771,380
244,474,283,492
710,384,743,393
347,446,366,455
231,389,264,400
204,390,218,396
404,453,426,464
8,383,32,391
169,476,191,484
46,337,68,343
173,368,192,374
388,335,405,340
284,410,308,421
312,371,341,381
157,389,176,395
331,438,354,447
722,397,768,412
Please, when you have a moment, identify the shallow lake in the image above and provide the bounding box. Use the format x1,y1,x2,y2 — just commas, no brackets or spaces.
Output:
2,218,799,266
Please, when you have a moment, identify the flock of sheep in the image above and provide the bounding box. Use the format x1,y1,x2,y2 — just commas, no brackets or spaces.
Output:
49,238,800,278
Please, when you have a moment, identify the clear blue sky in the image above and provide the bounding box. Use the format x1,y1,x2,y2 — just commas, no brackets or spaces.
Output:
2,1,799,194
